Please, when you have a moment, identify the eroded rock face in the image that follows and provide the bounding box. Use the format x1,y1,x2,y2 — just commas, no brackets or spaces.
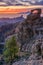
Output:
27,8,41,21
31,33,43,59
15,18,34,51
28,39,43,65
15,8,43,52
13,8,43,65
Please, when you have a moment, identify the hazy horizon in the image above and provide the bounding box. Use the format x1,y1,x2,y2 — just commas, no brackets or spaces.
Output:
0,0,43,18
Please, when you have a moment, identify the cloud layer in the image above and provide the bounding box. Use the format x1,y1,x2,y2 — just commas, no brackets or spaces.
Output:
0,0,43,6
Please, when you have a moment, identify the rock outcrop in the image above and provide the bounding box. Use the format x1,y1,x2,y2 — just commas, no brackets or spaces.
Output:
15,8,43,52
13,8,43,65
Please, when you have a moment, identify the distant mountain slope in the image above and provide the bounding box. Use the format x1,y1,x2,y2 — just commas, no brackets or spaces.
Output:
0,15,24,26
0,16,25,42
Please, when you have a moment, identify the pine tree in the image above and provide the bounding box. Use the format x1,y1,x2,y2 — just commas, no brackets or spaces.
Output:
3,36,19,65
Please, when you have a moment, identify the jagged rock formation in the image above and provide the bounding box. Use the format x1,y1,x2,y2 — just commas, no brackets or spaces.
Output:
13,8,43,65
15,8,43,52
12,59,43,65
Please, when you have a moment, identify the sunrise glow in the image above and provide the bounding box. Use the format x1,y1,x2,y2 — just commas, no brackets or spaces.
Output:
0,5,43,14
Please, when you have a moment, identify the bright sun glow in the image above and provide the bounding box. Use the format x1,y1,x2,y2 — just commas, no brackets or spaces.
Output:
0,5,43,14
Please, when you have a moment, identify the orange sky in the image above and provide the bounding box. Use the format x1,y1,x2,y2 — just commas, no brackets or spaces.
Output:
0,5,43,14
0,9,29,14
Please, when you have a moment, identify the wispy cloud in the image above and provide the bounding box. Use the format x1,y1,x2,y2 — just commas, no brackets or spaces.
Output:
0,2,7,5
0,0,43,6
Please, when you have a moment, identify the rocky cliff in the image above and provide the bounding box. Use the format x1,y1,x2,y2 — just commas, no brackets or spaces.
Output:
14,8,43,65
15,8,43,51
